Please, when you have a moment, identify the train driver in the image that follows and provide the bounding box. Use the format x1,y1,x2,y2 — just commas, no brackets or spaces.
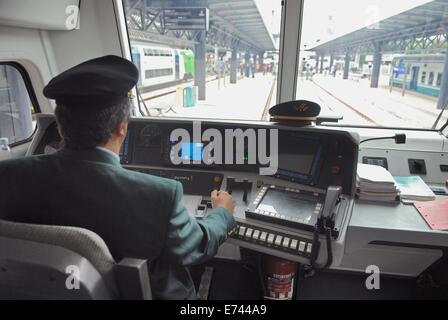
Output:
0,55,236,300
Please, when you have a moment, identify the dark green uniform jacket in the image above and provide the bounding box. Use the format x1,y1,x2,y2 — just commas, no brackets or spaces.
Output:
0,147,236,299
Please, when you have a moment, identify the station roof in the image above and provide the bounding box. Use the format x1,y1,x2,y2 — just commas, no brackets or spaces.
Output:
126,0,276,52
208,0,276,52
310,0,448,54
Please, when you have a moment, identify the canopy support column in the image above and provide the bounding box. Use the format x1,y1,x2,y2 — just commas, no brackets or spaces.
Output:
230,48,238,84
370,42,383,88
194,31,206,100
343,50,350,80
437,46,448,110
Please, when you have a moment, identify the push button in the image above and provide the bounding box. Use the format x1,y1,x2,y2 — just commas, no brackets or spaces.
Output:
298,241,306,252
245,228,253,238
274,236,283,246
290,239,298,250
260,232,268,242
267,234,275,244
306,243,313,254
282,237,290,248
238,226,246,236
252,230,260,240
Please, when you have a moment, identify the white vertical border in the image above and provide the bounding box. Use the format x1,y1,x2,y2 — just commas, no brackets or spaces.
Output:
112,0,131,60
276,0,304,104
113,0,140,115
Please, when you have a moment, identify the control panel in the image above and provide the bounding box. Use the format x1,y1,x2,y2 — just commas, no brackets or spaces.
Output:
30,115,357,265
231,222,317,259
31,116,358,196
246,185,325,233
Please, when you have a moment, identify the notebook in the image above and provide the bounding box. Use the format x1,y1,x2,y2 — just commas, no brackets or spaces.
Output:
394,176,436,202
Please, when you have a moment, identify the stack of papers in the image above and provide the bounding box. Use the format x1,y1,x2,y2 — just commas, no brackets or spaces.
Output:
356,163,399,202
394,176,436,203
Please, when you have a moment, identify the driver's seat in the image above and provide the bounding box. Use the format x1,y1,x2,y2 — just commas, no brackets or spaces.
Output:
0,219,151,300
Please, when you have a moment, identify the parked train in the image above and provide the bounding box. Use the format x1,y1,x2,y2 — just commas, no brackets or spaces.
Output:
131,43,194,88
390,54,444,98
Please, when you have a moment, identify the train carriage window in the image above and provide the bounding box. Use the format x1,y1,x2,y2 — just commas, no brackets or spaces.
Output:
0,63,37,145
421,72,427,84
428,72,434,86
296,0,448,130
122,0,281,121
437,73,443,87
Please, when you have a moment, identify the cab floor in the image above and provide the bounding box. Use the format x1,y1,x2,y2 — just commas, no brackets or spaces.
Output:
191,255,448,300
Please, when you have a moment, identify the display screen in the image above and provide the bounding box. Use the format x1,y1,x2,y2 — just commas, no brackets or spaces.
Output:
276,132,321,182
257,188,318,225
181,142,203,161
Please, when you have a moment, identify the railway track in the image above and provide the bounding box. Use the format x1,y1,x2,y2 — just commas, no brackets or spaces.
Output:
310,79,378,125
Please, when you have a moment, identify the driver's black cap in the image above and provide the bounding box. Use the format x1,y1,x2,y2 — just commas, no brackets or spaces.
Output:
269,100,321,121
43,55,138,108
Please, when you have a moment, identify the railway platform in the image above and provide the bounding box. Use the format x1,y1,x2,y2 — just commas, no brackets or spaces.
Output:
140,73,277,121
298,74,447,129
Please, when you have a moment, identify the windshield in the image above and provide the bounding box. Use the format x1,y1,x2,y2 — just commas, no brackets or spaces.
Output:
297,0,448,130
122,0,448,130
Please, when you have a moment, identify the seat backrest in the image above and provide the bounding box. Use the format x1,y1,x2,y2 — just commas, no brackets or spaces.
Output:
0,219,151,299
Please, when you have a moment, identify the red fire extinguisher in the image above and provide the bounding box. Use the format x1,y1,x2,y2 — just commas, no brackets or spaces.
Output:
264,255,297,300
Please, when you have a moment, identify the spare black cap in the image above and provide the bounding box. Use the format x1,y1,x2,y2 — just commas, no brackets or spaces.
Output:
43,55,139,107
269,100,321,122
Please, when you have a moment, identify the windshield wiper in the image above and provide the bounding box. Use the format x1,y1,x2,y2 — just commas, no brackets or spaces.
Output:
432,100,448,130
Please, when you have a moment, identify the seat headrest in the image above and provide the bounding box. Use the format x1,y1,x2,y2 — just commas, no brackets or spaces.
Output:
0,219,117,294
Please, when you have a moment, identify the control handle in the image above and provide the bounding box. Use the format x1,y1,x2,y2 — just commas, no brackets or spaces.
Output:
242,178,249,202
226,177,235,194
321,186,342,219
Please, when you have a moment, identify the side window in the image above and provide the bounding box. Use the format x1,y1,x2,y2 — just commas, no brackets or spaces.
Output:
0,64,36,145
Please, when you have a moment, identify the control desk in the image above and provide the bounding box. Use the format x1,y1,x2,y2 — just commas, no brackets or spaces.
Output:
30,115,359,267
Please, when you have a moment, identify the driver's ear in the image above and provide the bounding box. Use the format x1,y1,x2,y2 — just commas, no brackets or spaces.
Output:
116,121,127,138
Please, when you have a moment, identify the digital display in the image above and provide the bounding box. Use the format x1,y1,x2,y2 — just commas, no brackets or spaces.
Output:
257,188,318,225
276,132,321,182
181,142,203,161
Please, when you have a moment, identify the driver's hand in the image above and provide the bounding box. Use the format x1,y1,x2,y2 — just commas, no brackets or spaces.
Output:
211,190,235,214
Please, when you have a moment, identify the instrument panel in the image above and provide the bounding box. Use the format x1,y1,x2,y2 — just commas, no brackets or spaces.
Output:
33,118,358,195
122,119,358,196
30,115,358,265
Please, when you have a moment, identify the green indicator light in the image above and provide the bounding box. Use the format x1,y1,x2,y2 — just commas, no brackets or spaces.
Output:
337,155,343,159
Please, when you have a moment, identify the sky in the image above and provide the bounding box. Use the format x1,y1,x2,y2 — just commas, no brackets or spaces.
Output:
254,0,434,50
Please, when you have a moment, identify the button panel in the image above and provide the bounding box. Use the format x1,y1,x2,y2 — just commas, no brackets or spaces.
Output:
230,223,316,258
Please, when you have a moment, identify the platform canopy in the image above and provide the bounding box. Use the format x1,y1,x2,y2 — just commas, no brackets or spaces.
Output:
310,0,448,54
207,0,276,52
125,0,276,52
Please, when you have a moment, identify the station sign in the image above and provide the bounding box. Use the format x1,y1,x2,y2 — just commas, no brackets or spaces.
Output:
393,66,406,75
163,7,209,31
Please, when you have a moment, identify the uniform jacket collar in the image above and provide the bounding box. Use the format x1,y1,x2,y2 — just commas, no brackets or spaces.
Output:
54,147,121,167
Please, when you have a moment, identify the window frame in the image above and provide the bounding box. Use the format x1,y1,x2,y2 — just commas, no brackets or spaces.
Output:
0,62,40,147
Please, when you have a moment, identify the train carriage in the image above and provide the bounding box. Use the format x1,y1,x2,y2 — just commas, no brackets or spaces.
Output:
390,54,444,98
131,43,194,88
